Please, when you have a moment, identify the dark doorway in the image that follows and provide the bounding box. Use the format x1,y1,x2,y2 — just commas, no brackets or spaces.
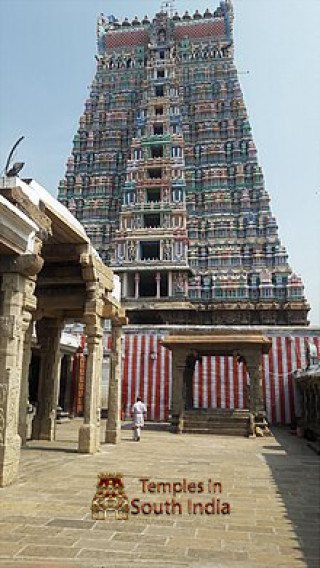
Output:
140,241,160,260
155,85,164,97
140,272,157,297
148,168,162,179
160,272,168,296
146,188,161,202
127,273,135,297
154,124,164,135
144,213,161,228
151,146,164,158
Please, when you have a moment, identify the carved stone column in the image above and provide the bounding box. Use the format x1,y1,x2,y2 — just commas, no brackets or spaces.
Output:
63,355,74,414
184,274,188,297
242,348,265,435
32,318,63,441
134,273,140,299
78,317,103,453
0,273,36,487
171,348,187,433
156,272,161,299
105,324,122,444
184,354,197,411
18,320,33,446
122,273,128,298
168,271,173,297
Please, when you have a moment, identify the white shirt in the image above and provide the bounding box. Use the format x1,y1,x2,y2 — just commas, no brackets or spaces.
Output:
132,401,147,416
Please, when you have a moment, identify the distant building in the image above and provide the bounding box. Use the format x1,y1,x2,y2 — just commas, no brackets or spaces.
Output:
59,1,309,327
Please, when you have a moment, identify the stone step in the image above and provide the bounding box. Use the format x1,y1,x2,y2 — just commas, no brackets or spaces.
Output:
184,408,249,411
184,416,249,421
183,417,249,424
182,409,249,436
182,427,249,436
184,409,249,416
182,425,249,433
183,421,248,429
183,416,249,424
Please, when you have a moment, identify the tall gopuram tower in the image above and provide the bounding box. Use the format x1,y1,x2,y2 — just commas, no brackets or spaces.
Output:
58,2,309,326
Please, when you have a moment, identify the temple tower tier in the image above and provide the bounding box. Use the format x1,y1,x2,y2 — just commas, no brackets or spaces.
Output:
58,2,309,326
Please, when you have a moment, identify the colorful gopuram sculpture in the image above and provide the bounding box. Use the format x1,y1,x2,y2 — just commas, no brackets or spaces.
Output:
58,1,309,326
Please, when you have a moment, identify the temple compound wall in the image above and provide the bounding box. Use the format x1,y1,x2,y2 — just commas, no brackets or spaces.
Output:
99,327,320,424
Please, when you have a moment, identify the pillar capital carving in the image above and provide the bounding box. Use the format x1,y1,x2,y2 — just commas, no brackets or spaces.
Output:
84,281,106,320
111,322,123,336
241,347,262,371
15,254,44,277
21,309,33,332
84,315,103,343
172,347,188,368
36,318,63,349
0,254,44,278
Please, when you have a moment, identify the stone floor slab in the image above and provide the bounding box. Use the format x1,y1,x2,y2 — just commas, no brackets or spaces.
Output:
16,545,80,558
0,421,318,567
46,518,95,529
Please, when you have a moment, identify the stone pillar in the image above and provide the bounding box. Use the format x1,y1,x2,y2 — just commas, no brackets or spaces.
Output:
184,273,188,297
123,273,128,298
156,272,161,299
105,324,122,444
18,321,33,446
168,271,173,297
0,273,36,487
171,348,187,433
32,318,63,441
243,348,265,435
134,273,140,299
245,351,264,415
63,355,74,414
184,354,197,410
78,317,103,453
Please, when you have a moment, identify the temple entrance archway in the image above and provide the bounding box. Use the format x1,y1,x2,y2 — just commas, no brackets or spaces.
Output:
161,331,272,437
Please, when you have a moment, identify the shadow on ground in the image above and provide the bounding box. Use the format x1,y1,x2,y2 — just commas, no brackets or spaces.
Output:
121,421,169,431
263,427,320,568
23,445,78,454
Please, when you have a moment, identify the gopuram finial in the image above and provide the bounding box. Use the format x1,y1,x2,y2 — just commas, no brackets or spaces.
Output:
161,0,175,17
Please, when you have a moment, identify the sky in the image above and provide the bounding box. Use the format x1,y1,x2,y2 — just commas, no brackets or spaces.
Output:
0,0,319,324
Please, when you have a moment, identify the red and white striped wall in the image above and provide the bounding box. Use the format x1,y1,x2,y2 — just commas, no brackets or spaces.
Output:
106,330,320,424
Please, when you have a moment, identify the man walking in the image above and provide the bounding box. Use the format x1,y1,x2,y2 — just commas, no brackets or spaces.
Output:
132,397,147,441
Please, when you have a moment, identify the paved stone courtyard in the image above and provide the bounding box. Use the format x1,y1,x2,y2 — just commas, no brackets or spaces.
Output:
0,420,319,568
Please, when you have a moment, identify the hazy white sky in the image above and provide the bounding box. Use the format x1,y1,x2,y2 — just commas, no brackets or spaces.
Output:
0,0,319,324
